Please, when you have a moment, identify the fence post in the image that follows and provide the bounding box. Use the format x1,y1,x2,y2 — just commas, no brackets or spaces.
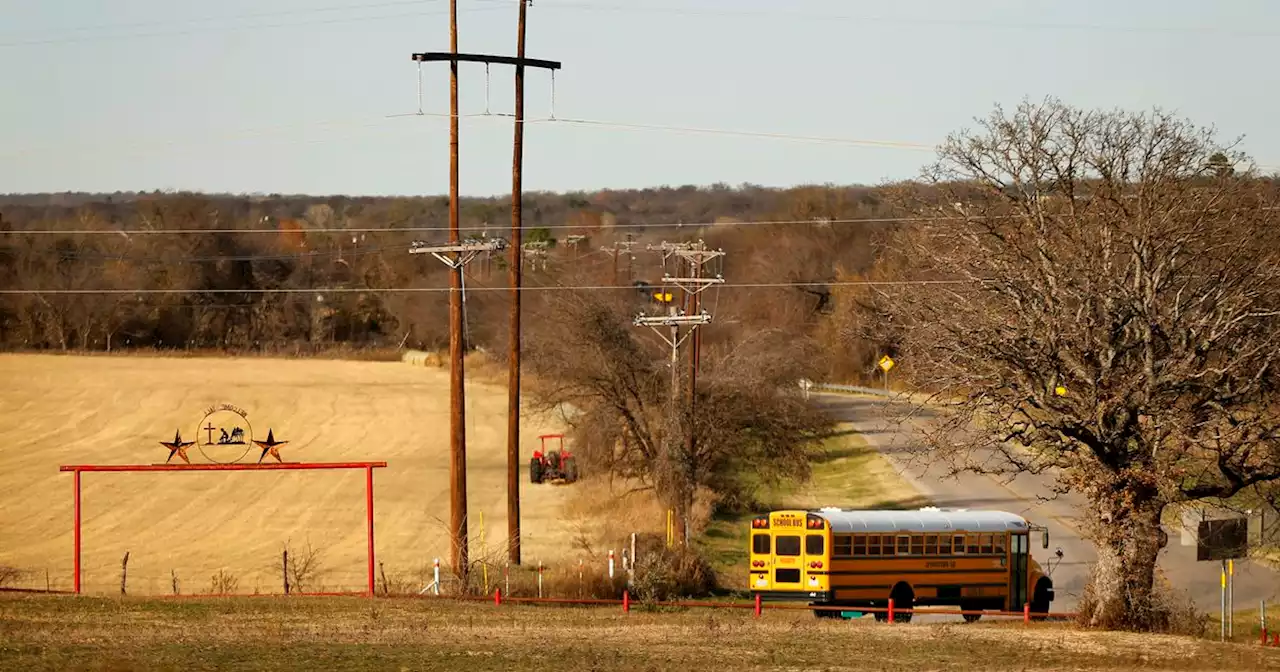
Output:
753,593,762,618
494,588,502,606
1024,602,1030,624
433,558,440,596
623,590,631,614
608,549,615,579
888,598,895,624
537,561,544,599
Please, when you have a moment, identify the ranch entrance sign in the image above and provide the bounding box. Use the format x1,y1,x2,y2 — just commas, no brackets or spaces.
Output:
59,402,387,596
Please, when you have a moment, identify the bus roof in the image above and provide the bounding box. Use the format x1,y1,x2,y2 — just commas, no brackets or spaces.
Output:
807,508,1030,533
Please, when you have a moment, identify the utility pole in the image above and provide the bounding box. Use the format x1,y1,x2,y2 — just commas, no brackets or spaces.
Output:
636,240,724,545
507,0,528,567
411,1,560,578
601,233,636,284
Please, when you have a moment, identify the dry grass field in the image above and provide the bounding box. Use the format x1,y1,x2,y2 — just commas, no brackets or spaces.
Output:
0,353,642,596
2,594,1276,671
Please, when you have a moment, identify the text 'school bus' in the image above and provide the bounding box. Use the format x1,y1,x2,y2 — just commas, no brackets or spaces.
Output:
748,507,1054,622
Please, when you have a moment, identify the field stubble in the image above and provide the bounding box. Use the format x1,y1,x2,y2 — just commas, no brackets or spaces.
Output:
1,594,1276,671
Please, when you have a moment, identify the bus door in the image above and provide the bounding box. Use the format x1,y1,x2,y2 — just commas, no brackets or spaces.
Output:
1009,532,1029,610
802,526,826,593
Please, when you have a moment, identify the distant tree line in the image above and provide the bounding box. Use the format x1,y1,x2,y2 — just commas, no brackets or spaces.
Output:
0,184,901,382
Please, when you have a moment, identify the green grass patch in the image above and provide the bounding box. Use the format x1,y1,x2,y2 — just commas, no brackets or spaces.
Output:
696,423,930,586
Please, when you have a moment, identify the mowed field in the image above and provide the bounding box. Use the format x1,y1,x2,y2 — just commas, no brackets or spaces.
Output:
0,353,607,595
2,595,1276,672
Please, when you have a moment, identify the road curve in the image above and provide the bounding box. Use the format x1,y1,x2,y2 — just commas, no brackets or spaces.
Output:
816,392,1280,617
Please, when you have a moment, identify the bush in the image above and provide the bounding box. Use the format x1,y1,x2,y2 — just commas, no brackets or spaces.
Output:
630,547,717,602
1074,571,1205,636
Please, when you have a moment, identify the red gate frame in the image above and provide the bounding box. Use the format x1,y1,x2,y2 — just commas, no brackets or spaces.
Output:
58,461,387,596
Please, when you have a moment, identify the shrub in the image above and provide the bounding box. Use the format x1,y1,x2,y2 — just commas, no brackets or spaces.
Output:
630,547,717,602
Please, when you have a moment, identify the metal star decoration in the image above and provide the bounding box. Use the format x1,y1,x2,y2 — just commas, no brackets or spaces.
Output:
253,429,289,463
160,429,194,464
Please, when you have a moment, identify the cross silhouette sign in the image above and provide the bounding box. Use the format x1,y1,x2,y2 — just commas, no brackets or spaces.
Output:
203,422,216,444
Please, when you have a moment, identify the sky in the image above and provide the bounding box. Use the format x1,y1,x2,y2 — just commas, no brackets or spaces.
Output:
1,0,1277,197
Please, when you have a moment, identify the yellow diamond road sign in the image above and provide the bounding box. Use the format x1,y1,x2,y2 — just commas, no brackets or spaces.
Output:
878,355,895,372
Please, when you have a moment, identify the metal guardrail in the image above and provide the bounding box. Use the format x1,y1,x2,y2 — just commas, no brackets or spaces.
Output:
808,382,891,397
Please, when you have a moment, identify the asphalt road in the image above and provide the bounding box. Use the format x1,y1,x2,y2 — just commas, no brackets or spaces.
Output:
816,393,1280,618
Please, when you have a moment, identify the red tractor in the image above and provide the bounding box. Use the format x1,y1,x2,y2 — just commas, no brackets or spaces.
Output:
530,434,579,484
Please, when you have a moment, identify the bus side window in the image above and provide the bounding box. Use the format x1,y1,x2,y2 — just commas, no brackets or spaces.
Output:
925,534,938,555
851,535,865,557
967,534,980,555
910,534,925,555
994,534,1007,554
867,535,880,556
938,534,952,554
953,535,966,554
896,535,911,556
752,533,770,555
834,535,853,558
979,534,994,555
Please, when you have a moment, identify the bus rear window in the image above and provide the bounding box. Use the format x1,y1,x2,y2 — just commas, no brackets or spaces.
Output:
806,534,825,556
776,535,801,556
752,533,770,555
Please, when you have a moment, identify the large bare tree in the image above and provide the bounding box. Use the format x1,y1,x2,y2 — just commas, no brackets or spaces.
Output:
878,98,1280,629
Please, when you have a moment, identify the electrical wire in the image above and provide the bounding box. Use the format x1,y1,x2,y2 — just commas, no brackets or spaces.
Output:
0,280,972,296
0,2,509,48
525,1,1280,39
13,206,1277,237
0,214,946,236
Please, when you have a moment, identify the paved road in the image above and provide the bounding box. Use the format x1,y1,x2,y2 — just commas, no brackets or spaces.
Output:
817,393,1280,617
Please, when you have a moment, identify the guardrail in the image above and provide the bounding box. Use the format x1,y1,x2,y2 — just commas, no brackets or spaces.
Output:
811,382,891,397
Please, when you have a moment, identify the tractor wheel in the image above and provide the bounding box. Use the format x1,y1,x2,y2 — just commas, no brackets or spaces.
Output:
530,457,543,484
563,457,579,483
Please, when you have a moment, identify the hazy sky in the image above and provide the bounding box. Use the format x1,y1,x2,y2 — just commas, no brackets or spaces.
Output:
1,0,1276,197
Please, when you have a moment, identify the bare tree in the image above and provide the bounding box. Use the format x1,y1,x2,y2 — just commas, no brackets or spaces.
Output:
875,98,1280,629
526,289,830,541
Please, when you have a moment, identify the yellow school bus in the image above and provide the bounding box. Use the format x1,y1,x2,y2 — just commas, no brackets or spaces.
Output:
748,507,1054,621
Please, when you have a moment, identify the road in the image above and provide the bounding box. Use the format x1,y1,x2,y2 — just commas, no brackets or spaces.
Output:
816,392,1280,617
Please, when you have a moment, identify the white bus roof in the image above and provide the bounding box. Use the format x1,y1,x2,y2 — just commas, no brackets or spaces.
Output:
807,508,1030,533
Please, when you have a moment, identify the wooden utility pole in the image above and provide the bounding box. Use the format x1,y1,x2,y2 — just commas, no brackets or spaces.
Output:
638,240,724,544
410,2,559,575
507,0,528,566
446,0,469,584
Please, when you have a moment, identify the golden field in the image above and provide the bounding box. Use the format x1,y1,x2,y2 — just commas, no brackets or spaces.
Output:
0,353,627,595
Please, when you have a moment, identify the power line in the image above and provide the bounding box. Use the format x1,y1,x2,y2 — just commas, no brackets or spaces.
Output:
0,280,970,296
527,1,1280,39
12,206,1277,237
0,0,451,36
0,215,949,236
0,2,508,48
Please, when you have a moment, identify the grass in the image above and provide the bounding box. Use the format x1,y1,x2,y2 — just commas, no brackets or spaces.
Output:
696,423,930,585
1,593,1276,671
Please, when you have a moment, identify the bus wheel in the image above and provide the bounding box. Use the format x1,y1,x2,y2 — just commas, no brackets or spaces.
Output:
962,612,982,623
1030,582,1051,621
814,608,839,619
890,584,915,623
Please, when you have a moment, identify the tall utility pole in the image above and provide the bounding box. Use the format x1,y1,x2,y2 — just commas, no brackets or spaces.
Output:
507,0,528,567
635,240,724,545
446,0,466,584
411,3,560,578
